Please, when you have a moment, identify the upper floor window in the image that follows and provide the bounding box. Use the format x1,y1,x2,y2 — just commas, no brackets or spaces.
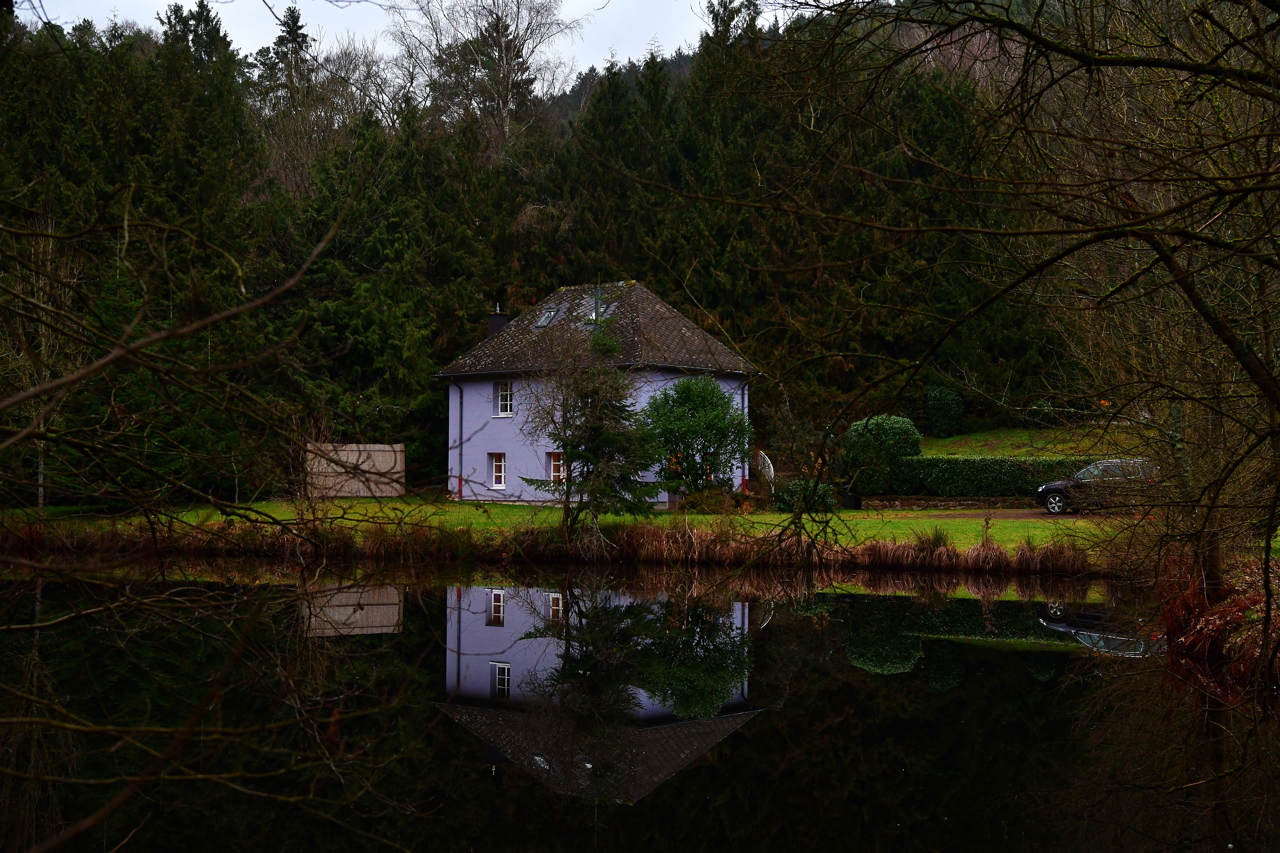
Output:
487,589,505,626
494,381,514,417
490,453,506,489
534,308,557,328
548,451,565,483
547,592,564,623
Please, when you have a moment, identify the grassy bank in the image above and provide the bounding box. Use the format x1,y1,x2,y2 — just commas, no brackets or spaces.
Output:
159,499,1090,550
918,426,1137,458
1,499,1097,562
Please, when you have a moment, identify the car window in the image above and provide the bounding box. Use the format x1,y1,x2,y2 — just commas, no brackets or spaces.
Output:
1075,463,1104,481
1075,632,1147,657
1098,462,1127,479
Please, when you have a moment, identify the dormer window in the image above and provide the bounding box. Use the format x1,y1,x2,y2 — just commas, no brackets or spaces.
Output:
534,308,557,328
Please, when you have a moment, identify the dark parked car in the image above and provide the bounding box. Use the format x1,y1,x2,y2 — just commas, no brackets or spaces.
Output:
1039,603,1165,658
1035,458,1157,515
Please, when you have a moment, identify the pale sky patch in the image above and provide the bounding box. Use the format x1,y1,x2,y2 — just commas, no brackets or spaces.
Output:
19,0,709,69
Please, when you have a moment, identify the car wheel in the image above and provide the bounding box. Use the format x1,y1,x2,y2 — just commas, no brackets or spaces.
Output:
1045,602,1068,620
1045,492,1069,515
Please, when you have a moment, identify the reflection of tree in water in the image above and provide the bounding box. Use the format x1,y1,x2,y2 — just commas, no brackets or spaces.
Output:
1057,655,1280,852
0,647,78,850
1044,573,1280,845
448,584,756,802
520,586,752,723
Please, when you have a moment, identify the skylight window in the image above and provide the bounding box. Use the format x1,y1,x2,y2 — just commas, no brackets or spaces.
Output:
580,295,613,324
534,307,558,328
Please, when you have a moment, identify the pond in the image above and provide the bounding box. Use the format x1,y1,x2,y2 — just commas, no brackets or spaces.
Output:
1,565,1275,852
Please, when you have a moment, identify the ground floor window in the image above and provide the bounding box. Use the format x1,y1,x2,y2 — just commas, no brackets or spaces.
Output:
490,453,506,488
548,451,565,482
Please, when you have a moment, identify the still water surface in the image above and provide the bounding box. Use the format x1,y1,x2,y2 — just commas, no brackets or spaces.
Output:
1,568,1273,852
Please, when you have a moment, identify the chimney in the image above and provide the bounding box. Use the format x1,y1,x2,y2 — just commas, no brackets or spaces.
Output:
488,303,509,336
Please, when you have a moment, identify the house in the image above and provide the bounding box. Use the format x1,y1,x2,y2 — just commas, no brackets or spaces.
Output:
441,584,758,802
438,281,755,503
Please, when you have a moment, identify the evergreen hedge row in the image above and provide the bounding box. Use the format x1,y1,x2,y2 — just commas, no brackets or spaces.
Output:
886,455,1100,497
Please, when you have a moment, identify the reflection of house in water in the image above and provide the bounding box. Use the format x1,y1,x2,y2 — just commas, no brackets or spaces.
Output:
306,585,403,637
442,586,759,802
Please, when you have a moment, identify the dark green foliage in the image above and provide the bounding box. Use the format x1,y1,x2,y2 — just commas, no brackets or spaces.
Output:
520,594,753,721
521,328,661,534
925,640,967,693
902,598,1071,645
844,415,923,494
838,595,1073,680
891,455,1100,497
846,596,925,674
636,602,753,720
1025,652,1059,682
773,479,837,514
643,375,752,495
925,386,964,438
2,0,1068,510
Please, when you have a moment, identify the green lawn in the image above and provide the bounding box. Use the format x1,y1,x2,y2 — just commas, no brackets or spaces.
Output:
736,509,1090,549
167,499,1091,551
918,636,1081,652
918,427,1128,458
12,501,1091,555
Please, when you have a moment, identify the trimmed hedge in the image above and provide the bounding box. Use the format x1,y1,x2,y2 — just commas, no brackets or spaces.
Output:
842,597,1071,676
845,415,922,495
888,455,1100,498
774,479,837,514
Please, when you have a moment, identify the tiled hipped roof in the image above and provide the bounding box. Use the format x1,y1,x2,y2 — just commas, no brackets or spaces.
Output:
437,281,755,377
439,703,760,803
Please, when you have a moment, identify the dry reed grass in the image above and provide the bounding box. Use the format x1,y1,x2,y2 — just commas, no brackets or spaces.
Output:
0,517,1100,601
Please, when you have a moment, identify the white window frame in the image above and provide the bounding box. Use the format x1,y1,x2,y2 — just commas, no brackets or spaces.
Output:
487,589,505,626
490,661,511,699
495,381,514,417
490,453,506,489
547,592,564,622
548,451,566,483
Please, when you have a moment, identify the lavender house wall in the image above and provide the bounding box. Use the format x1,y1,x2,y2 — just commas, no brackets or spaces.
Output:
444,586,750,721
446,371,749,503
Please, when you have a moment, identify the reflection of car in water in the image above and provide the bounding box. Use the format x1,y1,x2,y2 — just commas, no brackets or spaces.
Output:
1039,603,1165,658
1035,458,1158,515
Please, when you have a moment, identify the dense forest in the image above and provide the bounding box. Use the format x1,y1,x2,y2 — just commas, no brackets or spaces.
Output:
0,0,1059,508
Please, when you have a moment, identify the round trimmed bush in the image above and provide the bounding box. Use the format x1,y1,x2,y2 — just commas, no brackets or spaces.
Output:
846,596,925,675
844,415,922,494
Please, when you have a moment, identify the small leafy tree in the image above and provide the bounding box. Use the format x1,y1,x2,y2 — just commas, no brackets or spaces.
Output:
520,323,660,540
524,592,753,722
636,601,753,720
643,375,752,497
843,415,922,496
925,386,964,438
